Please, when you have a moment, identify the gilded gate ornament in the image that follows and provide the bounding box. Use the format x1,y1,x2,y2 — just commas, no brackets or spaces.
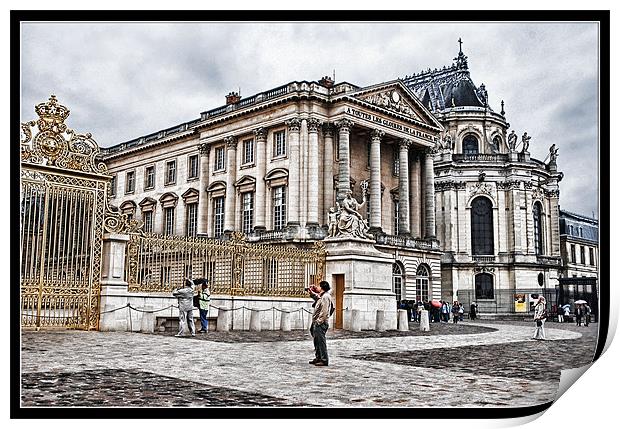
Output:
21,95,108,174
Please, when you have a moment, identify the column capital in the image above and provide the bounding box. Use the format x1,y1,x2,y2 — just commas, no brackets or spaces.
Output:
425,147,437,157
307,117,322,133
254,127,268,141
334,118,354,133
322,122,335,137
198,143,211,156
224,136,238,149
285,117,301,132
399,138,413,150
370,129,385,140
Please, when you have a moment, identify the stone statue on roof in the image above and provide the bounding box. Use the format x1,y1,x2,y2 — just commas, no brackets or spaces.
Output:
521,132,531,153
508,130,518,151
549,144,559,163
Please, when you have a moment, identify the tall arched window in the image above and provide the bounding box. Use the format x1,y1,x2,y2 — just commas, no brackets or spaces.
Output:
392,263,404,302
533,201,544,255
416,264,430,302
463,135,479,155
475,273,494,299
471,196,494,255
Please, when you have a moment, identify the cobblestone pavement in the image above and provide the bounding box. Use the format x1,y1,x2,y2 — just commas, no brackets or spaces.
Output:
21,321,593,408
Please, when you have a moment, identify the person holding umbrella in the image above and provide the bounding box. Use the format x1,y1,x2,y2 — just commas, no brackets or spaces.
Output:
532,296,547,340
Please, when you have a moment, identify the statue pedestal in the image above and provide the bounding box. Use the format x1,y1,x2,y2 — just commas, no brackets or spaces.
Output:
324,237,397,331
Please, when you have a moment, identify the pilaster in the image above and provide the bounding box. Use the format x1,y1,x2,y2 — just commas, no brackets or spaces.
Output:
254,127,268,231
197,142,210,235
224,136,238,233
307,117,321,226
286,117,301,228
322,123,335,225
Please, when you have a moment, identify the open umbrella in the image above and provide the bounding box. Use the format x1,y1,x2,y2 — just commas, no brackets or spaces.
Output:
561,304,571,310
431,299,442,308
574,300,588,305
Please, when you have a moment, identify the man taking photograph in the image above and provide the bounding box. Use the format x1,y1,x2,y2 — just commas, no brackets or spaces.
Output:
308,280,334,367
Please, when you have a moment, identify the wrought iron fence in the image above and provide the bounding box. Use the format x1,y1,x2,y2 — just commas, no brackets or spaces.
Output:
126,232,326,297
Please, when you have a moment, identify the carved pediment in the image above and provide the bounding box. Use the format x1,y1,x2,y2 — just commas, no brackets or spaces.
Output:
359,89,422,121
347,80,443,131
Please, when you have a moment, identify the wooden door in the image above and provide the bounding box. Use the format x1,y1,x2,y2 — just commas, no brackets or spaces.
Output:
334,274,344,329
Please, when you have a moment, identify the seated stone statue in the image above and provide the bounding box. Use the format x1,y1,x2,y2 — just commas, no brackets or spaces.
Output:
334,190,373,240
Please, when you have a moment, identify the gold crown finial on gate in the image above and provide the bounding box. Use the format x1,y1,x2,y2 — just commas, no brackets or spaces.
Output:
35,95,70,127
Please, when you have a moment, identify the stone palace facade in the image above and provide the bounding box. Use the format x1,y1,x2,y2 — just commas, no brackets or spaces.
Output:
102,45,570,314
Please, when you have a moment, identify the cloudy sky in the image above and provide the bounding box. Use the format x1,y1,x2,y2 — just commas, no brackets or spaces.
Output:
20,21,599,217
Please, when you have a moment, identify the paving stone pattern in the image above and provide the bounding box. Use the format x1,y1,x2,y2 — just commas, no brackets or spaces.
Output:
20,321,595,408
21,369,305,407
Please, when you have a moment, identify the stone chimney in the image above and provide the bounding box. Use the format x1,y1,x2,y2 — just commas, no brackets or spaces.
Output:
225,91,241,105
318,76,335,88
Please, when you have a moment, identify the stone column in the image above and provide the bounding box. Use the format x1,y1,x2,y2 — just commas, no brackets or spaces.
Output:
335,119,354,203
307,118,322,233
322,123,335,222
197,142,210,235
253,127,268,231
424,149,436,239
398,139,412,235
369,129,384,231
286,117,301,229
409,153,421,237
224,136,238,233
99,233,130,331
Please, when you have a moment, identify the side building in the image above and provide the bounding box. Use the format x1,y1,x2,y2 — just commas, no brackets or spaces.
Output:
558,209,599,313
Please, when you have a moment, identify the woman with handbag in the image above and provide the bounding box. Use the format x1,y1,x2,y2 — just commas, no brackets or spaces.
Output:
532,296,547,340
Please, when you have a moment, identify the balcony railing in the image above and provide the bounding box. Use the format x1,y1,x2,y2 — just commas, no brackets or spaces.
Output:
453,154,508,162
473,255,496,263
375,233,440,251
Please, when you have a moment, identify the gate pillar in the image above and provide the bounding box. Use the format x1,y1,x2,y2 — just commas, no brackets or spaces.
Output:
100,233,130,331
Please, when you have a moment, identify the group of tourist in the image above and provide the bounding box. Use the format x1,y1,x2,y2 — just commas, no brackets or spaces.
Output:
172,277,335,368
400,300,478,323
532,297,593,341
172,278,211,337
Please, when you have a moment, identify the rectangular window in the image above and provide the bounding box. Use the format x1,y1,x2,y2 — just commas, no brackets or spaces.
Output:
393,201,400,235
125,171,135,194
214,147,225,171
165,160,176,185
393,149,400,176
188,155,199,179
242,192,254,234
186,203,198,237
110,176,116,196
213,197,225,237
143,211,153,233
243,139,254,165
273,186,287,230
164,207,175,235
589,248,595,266
570,244,576,263
273,130,286,158
580,245,586,265
145,166,155,189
